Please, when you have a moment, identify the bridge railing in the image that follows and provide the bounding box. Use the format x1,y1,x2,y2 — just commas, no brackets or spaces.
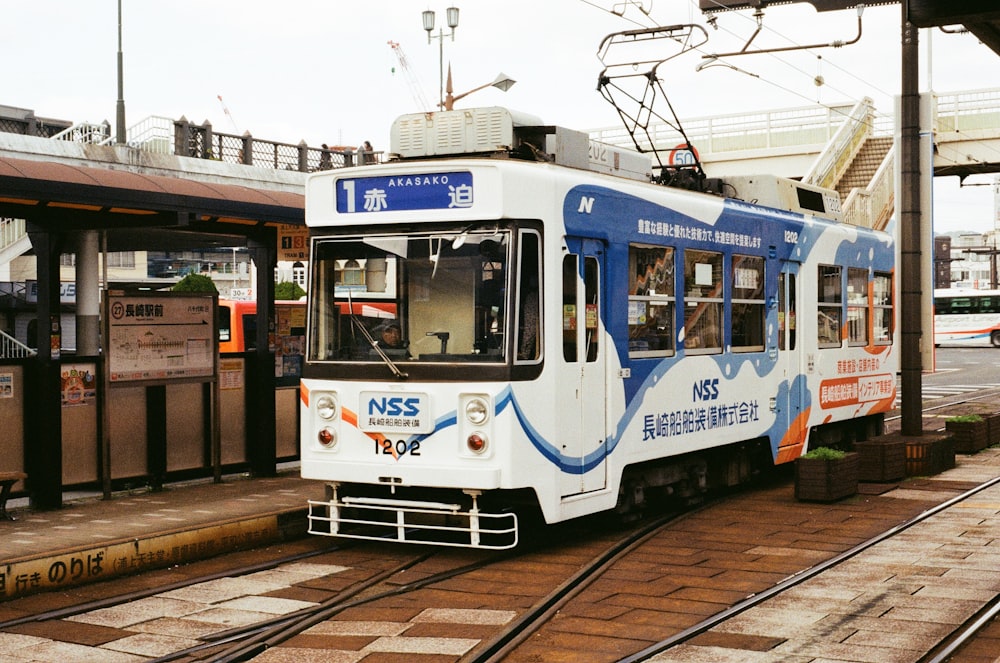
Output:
50,121,112,144
590,102,859,157
172,119,373,173
934,87,1000,136
38,115,379,174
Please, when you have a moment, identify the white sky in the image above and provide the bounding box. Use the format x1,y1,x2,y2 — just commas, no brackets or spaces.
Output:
5,0,1000,233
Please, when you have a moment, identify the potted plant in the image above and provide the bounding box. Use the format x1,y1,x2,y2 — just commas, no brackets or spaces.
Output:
946,414,990,454
795,447,859,502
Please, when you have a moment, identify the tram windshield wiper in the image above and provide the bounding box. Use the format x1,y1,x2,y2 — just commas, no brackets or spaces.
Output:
346,289,407,379
350,316,408,379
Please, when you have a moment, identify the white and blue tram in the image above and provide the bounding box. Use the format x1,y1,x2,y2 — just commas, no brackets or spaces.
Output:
301,108,896,549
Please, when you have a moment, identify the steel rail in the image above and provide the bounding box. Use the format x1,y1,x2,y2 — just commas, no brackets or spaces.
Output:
0,544,335,630
618,472,1000,662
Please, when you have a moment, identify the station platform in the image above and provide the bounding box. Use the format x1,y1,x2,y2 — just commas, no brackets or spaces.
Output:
0,467,324,602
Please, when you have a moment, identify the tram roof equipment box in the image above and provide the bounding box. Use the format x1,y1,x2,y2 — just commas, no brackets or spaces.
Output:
389,107,653,182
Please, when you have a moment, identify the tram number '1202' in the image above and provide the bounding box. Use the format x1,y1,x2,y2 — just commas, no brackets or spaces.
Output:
377,439,421,457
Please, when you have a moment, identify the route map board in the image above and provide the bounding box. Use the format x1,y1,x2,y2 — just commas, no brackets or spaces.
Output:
106,293,216,384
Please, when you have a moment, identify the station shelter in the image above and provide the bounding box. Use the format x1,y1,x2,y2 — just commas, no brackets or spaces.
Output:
0,154,304,510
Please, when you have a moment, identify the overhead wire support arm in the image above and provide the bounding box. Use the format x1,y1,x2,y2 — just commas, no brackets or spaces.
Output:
596,24,711,190
701,3,866,59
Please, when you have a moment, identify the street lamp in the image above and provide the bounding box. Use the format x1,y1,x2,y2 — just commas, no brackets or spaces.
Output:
443,69,515,110
422,6,460,110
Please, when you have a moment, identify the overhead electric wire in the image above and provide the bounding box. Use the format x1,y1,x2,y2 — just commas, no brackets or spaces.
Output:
580,0,1000,178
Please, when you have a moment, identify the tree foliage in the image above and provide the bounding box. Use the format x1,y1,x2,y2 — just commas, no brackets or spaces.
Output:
275,281,306,301
172,273,218,293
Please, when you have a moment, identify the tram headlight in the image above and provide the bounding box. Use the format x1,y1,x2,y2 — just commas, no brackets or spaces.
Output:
316,394,338,420
317,427,337,448
465,397,489,426
467,432,488,454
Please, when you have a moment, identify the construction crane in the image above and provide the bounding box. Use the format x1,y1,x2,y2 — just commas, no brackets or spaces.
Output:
388,41,434,112
217,95,240,132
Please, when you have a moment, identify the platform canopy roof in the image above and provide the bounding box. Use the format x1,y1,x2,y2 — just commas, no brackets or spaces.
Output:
0,155,304,250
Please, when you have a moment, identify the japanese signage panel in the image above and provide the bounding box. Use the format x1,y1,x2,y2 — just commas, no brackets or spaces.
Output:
0,516,280,599
336,171,474,213
278,224,310,261
106,294,216,384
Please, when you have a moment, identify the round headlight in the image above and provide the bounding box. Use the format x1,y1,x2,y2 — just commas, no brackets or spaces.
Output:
316,394,338,420
318,427,337,448
465,397,489,426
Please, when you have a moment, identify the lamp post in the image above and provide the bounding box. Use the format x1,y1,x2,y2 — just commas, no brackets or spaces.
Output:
116,0,126,144
443,69,515,110
422,6,460,110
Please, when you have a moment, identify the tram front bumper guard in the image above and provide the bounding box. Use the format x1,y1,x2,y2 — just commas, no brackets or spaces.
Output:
307,489,518,550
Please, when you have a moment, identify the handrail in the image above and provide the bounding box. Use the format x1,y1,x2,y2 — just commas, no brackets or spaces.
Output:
865,147,896,231
0,217,26,253
802,98,873,189
50,121,111,144
0,329,35,359
840,145,894,230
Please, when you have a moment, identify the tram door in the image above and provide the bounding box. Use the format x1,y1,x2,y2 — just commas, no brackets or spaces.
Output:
776,261,806,460
558,239,607,496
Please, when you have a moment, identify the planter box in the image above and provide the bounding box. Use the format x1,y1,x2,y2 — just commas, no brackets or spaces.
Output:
988,414,1000,446
905,432,955,476
946,419,990,454
937,434,956,470
795,452,859,502
855,438,906,482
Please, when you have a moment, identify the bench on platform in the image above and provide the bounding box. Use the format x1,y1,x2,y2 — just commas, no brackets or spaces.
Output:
0,472,27,521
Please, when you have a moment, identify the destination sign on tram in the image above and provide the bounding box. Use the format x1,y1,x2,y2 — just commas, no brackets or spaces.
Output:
336,171,474,214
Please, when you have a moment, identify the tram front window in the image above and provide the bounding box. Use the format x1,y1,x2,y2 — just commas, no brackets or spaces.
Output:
308,227,514,364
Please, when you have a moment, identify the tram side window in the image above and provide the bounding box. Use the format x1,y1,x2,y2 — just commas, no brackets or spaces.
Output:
516,231,541,362
731,254,765,352
628,244,675,358
563,255,578,362
817,264,842,348
846,267,868,346
873,271,893,344
584,257,600,363
778,272,797,352
560,252,600,363
683,249,723,353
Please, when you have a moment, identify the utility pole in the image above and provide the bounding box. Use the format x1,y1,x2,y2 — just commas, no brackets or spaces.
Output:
898,3,923,436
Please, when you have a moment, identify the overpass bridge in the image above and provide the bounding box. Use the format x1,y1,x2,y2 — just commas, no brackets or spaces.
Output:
591,87,1000,231
3,86,998,268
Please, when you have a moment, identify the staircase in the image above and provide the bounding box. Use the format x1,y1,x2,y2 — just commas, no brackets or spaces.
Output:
802,99,895,230
835,136,893,200
0,329,35,359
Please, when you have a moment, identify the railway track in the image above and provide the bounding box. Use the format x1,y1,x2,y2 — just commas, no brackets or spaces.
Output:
615,472,1000,662
3,396,999,662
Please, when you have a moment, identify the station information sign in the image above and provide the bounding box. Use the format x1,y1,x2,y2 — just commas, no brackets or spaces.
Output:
105,293,217,384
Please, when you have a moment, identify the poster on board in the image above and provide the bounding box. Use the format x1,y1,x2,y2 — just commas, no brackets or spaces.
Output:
105,293,217,384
